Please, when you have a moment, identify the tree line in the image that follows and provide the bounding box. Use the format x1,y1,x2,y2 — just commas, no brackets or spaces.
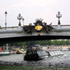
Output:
25,40,70,46
1,40,70,47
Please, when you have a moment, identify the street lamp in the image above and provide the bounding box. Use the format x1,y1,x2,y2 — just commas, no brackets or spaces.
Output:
17,13,22,26
22,17,24,26
5,11,7,29
56,11,62,25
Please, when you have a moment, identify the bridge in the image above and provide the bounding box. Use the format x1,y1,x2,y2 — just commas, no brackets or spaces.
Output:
0,25,70,44
0,11,70,43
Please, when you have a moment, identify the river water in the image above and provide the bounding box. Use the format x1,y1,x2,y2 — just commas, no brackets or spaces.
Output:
0,51,70,67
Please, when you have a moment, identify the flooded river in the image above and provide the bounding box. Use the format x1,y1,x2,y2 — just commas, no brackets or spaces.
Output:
0,51,70,67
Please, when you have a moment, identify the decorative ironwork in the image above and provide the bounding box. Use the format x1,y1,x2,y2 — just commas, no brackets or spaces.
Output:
23,19,54,35
34,19,43,26
23,23,33,34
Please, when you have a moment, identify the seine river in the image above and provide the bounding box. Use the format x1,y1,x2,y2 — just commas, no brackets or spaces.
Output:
0,51,70,67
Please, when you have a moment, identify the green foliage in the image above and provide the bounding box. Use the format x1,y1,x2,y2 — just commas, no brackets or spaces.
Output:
1,40,70,48
24,40,70,46
25,41,36,46
25,40,70,46
9,42,25,47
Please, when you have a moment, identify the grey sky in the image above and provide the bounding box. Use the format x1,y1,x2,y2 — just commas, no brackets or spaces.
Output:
0,0,70,27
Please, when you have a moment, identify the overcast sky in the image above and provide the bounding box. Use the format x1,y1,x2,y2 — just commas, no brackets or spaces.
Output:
0,0,70,27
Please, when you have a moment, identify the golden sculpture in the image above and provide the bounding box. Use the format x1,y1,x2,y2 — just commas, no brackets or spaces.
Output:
35,24,43,36
35,24,43,31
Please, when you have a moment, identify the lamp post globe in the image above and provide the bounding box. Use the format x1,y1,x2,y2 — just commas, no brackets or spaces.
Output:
56,11,62,19
5,11,7,15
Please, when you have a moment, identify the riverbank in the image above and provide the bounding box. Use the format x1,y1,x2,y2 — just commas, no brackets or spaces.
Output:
0,65,70,70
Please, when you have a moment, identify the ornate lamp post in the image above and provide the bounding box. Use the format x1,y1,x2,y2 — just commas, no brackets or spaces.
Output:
22,17,24,26
5,11,7,29
17,13,22,26
56,11,62,27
